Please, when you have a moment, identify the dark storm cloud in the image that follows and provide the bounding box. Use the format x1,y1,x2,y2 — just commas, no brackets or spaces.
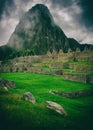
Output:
50,0,93,29
49,0,93,43
0,0,14,19
50,0,71,7
79,0,93,28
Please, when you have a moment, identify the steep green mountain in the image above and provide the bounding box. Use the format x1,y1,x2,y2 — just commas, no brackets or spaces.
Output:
7,4,69,54
0,4,93,61
68,38,93,51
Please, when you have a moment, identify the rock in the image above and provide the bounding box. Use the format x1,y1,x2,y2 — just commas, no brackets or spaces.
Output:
8,81,16,88
49,90,58,95
4,87,8,91
0,78,16,88
23,92,36,104
46,101,67,116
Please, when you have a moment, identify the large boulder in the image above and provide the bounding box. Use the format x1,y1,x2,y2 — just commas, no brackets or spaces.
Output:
46,101,67,116
0,78,16,88
23,92,36,104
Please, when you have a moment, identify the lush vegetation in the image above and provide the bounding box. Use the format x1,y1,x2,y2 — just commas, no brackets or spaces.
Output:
0,45,13,61
0,72,93,130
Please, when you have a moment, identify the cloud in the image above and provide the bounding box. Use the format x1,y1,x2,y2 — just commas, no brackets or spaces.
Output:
0,14,18,45
0,0,93,46
49,0,93,44
78,0,93,28
0,0,14,19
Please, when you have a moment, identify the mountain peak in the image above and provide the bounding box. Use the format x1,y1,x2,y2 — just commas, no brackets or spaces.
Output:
30,4,49,12
7,4,66,52
28,4,54,23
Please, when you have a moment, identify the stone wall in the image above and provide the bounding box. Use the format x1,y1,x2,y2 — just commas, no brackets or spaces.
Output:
44,49,93,63
88,76,93,84
75,50,93,61
69,64,93,72
74,65,93,72
63,74,88,83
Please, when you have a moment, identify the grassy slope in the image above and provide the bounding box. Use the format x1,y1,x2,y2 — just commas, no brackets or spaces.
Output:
0,72,93,130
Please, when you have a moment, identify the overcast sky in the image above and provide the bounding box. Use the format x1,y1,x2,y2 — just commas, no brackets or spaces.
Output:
0,0,93,46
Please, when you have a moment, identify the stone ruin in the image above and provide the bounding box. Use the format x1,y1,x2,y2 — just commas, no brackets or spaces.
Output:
0,48,93,84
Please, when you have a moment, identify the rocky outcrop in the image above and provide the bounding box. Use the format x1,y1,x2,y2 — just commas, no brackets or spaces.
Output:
46,101,67,116
23,92,36,104
49,89,93,98
0,78,16,88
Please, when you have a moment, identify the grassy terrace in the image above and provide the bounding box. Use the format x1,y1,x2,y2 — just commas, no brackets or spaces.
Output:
63,70,93,75
0,72,93,130
30,65,63,71
69,61,93,66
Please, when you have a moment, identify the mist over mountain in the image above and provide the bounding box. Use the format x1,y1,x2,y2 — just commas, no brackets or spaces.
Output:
7,4,68,54
0,4,93,60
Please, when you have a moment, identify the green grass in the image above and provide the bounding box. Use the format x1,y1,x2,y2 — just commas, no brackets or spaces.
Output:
63,68,74,72
0,72,93,130
30,65,63,71
63,68,93,75
65,71,93,75
69,61,92,66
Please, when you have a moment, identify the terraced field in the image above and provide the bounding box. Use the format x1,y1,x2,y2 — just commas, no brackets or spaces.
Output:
0,72,93,130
